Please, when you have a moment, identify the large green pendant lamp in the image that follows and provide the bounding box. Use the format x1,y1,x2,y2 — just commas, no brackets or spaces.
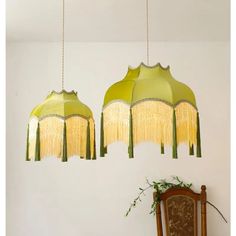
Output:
100,0,201,159
26,0,96,161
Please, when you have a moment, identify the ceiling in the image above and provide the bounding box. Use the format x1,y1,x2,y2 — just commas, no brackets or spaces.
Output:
6,0,230,42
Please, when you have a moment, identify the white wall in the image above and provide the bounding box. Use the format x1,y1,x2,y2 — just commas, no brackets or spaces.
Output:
6,42,230,236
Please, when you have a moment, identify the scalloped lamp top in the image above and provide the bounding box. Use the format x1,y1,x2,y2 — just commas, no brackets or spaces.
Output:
30,90,93,119
103,63,197,108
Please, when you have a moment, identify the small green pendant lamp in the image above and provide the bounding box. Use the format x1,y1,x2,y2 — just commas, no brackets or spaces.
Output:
26,0,96,161
100,0,201,159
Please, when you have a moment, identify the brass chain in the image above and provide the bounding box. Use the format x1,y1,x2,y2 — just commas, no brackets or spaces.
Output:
146,0,150,65
61,0,65,90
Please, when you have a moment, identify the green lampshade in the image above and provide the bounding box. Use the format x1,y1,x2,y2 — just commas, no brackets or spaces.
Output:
26,90,96,161
104,63,196,107
101,63,201,158
31,90,93,118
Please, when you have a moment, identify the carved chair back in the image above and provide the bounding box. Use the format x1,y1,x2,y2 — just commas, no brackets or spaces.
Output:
154,185,207,236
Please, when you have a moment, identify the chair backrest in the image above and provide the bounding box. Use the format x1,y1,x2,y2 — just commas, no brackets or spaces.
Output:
153,185,207,236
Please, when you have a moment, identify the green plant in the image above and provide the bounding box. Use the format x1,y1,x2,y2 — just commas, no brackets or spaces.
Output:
125,176,192,216
125,176,227,224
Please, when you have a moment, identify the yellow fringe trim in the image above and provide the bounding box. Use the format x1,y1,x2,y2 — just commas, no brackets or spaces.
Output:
39,117,64,159
132,101,173,145
103,100,198,148
89,118,95,159
103,102,130,146
175,102,197,145
66,116,87,158
28,116,95,160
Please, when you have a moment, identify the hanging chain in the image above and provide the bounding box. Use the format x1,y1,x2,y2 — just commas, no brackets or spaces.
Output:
146,0,150,65
61,0,65,90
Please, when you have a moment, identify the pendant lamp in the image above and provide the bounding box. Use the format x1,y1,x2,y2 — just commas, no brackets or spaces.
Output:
100,0,201,159
26,0,96,161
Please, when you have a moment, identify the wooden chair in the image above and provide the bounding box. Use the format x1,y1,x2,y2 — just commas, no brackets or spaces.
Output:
153,185,207,236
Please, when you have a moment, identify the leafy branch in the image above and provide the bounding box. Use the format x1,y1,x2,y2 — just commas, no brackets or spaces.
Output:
125,176,227,224
126,176,191,216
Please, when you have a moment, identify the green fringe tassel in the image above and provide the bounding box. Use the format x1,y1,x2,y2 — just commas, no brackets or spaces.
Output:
35,122,41,161
62,121,67,162
128,109,134,158
104,145,107,154
196,112,202,157
172,110,178,159
161,142,165,154
26,124,30,161
100,112,106,157
86,120,91,160
93,125,96,160
189,143,194,156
